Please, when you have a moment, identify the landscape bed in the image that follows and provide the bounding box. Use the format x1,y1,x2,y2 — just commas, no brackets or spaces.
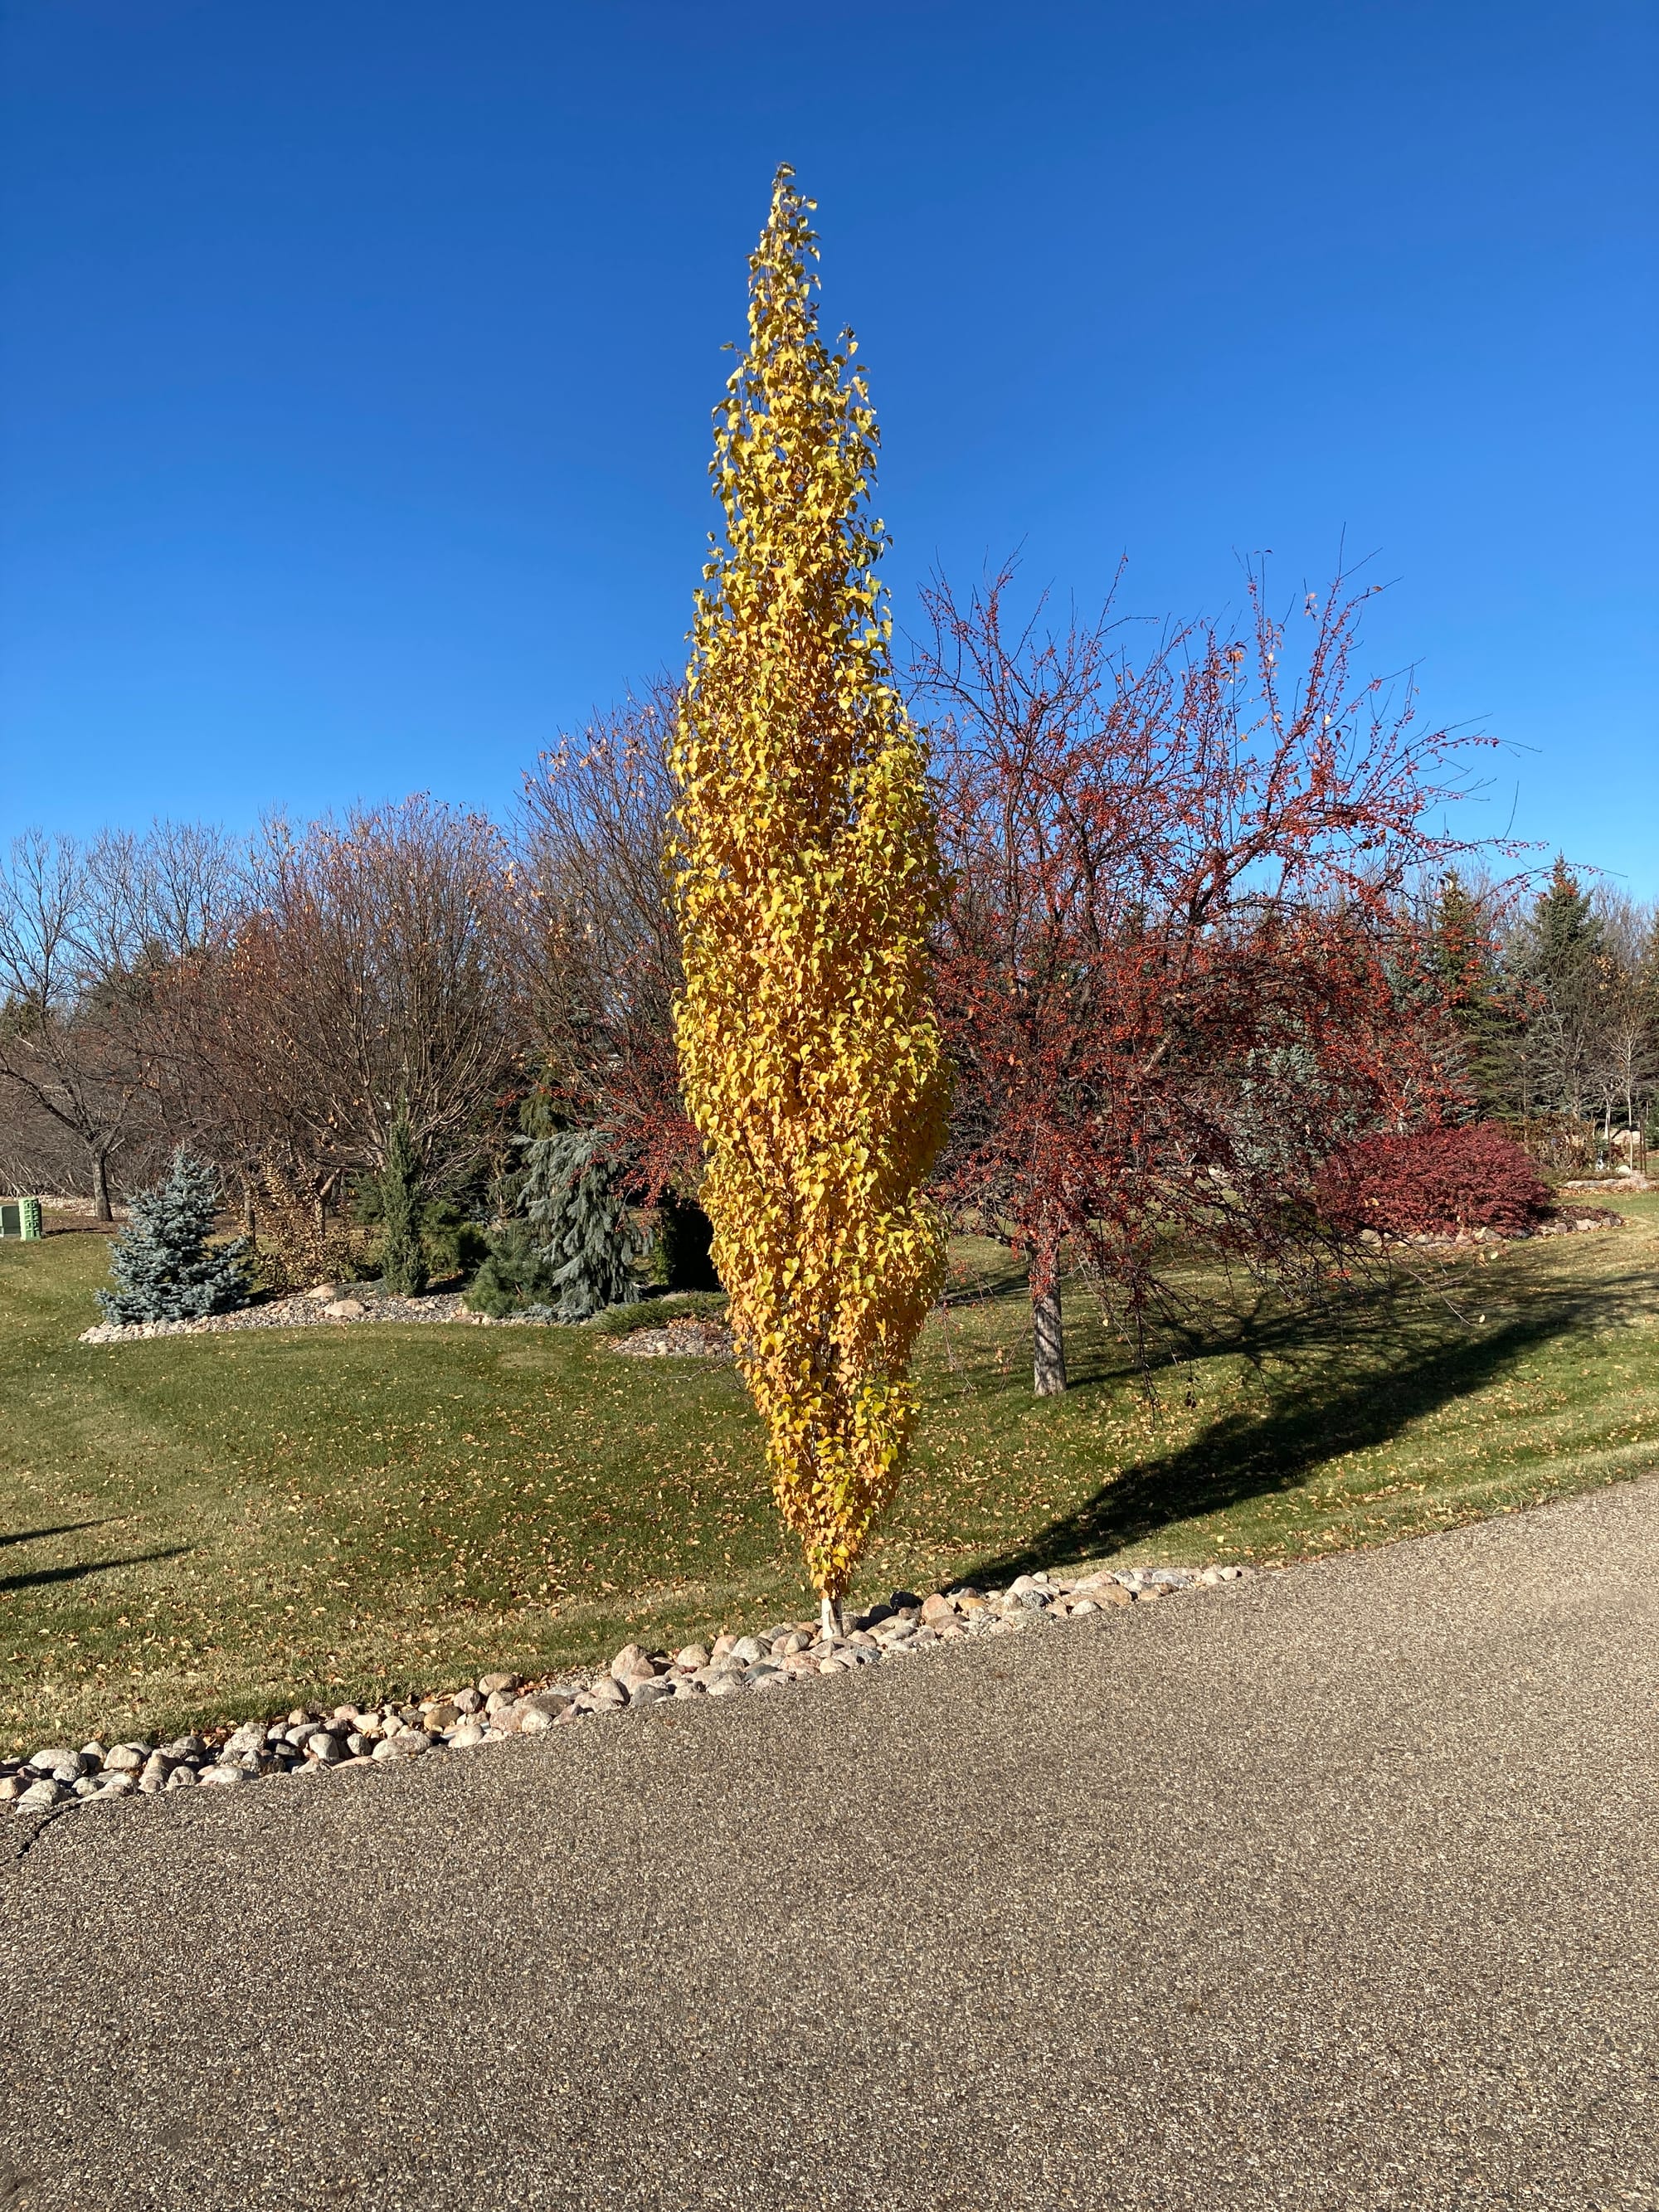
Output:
2,1196,1657,1753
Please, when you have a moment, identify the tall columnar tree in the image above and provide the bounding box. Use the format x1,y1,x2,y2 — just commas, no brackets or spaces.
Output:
670,168,949,1631
378,1110,428,1297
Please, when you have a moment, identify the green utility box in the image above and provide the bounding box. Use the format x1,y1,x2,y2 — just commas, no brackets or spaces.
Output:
0,1198,43,1240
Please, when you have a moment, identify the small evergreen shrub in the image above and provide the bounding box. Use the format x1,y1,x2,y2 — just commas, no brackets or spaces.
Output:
1317,1122,1553,1241
99,1149,250,1323
590,1291,729,1336
465,1222,564,1319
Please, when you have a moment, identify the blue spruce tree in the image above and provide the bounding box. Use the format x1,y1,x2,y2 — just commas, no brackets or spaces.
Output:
99,1148,249,1324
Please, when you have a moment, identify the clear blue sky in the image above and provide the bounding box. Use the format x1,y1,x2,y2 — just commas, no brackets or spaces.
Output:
2,0,1654,890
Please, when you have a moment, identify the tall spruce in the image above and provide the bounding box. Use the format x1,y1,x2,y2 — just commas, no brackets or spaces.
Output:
378,1111,428,1297
669,168,948,1631
99,1146,248,1323
1430,870,1516,1120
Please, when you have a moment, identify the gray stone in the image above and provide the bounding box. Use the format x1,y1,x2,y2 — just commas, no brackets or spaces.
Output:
520,1691,572,1720
705,1675,745,1698
478,1671,520,1696
166,1765,198,1789
103,1744,149,1773
17,1779,65,1810
741,1661,782,1685
96,1772,137,1796
346,1732,372,1757
198,1764,247,1789
626,1679,676,1708
453,1688,485,1715
728,1636,765,1665
674,1644,710,1672
448,1722,487,1748
162,1735,206,1760
306,1732,345,1765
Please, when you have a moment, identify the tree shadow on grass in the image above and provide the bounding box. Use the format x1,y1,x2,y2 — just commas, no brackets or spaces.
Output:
966,1282,1602,1585
1,1548,188,1597
0,1520,107,1551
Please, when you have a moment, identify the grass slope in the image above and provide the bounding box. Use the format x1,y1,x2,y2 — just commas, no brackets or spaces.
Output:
2,1202,1656,1749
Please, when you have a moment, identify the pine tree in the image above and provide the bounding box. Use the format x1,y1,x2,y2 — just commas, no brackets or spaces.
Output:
99,1147,249,1324
523,1130,643,1320
378,1111,428,1297
468,1129,644,1321
669,168,949,1631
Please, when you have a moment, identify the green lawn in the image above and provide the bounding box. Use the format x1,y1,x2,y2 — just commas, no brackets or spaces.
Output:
3,1201,1657,1751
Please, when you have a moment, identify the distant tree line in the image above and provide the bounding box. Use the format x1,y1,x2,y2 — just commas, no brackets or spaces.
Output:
7,560,1629,1383
1429,858,1659,1164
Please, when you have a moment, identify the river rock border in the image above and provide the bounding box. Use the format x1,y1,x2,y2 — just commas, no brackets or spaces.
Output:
3,1563,1249,1825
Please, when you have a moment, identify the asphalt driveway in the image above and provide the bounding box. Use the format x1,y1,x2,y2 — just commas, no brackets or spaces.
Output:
3,1477,1657,2210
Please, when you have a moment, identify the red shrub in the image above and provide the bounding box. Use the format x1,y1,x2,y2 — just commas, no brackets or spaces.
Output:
1316,1122,1553,1240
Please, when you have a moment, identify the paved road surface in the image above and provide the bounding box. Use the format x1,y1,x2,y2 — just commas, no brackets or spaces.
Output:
4,1480,1657,2210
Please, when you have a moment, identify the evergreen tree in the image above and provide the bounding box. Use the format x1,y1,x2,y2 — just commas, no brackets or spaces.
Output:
523,1129,643,1319
467,1128,644,1321
378,1111,428,1297
1518,858,1608,1123
1429,870,1517,1119
1527,856,1603,984
655,1193,721,1291
99,1147,249,1323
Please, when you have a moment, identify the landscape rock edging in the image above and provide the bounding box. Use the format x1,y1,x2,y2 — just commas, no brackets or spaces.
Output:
3,1563,1250,1827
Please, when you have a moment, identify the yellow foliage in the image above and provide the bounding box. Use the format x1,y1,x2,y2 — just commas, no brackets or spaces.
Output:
669,168,949,1610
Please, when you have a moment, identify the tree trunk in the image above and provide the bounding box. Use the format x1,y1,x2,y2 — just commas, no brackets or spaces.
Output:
92,1148,113,1223
819,1595,844,1641
1031,1279,1067,1396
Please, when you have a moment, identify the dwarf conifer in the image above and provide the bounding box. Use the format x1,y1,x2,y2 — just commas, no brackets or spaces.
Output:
99,1148,249,1324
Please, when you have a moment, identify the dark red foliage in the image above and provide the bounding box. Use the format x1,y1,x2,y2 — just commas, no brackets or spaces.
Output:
1316,1121,1553,1239
917,557,1496,1379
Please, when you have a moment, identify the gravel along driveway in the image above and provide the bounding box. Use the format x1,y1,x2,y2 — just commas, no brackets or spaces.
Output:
3,1478,1657,2212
